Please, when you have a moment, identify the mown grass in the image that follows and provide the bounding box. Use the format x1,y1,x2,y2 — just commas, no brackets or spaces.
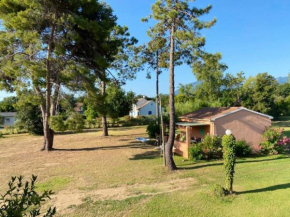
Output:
36,177,72,192
1,121,290,217
273,116,290,137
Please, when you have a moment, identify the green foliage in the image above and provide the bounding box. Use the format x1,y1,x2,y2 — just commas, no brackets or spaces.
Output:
242,73,279,117
189,143,203,161
259,127,287,155
0,175,56,217
0,116,4,125
201,135,222,160
235,140,251,157
0,96,17,112
65,113,85,132
211,184,229,198
15,104,43,136
222,134,236,194
0,131,3,138
49,115,67,132
146,122,160,139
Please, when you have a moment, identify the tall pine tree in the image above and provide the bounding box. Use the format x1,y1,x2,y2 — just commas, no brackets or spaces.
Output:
144,0,216,170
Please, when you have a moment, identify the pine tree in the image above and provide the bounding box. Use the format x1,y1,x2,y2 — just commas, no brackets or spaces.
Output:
0,0,120,150
144,0,216,170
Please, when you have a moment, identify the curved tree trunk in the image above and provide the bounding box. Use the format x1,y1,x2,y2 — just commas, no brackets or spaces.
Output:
101,80,109,137
165,22,177,170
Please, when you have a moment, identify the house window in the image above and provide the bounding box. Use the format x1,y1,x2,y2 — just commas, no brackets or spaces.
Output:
148,111,152,115
5,118,10,122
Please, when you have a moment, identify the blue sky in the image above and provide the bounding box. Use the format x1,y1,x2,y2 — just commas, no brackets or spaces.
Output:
1,0,289,99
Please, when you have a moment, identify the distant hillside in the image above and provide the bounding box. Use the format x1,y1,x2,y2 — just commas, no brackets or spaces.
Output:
175,76,288,95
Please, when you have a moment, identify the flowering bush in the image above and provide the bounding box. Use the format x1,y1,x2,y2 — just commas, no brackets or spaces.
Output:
259,127,290,154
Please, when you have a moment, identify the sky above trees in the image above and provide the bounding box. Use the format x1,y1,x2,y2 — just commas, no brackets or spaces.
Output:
0,0,289,99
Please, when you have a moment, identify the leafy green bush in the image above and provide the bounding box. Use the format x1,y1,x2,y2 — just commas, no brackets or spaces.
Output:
16,104,43,135
123,115,131,122
222,134,236,194
259,127,289,154
0,175,56,217
49,115,67,132
211,184,229,197
235,140,251,157
202,135,222,160
65,113,85,132
189,143,203,161
0,131,3,138
146,122,160,139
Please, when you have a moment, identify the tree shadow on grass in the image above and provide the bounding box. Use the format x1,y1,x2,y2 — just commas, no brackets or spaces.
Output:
237,183,290,195
53,143,154,152
129,151,161,161
178,155,290,170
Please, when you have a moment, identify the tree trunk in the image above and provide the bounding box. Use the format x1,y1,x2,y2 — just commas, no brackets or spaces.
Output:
165,22,177,170
41,22,56,151
101,80,109,137
156,51,161,146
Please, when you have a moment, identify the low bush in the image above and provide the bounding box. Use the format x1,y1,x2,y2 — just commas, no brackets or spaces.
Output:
235,140,251,157
189,143,203,161
146,122,160,139
0,175,56,217
259,127,290,154
211,184,229,197
65,113,85,132
202,135,222,160
49,115,67,132
0,131,3,138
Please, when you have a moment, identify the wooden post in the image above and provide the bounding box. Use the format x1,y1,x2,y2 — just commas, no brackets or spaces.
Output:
186,126,191,159
159,95,166,166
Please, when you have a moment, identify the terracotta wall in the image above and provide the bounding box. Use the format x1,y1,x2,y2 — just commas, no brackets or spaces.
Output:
191,125,211,139
214,110,271,152
174,140,189,159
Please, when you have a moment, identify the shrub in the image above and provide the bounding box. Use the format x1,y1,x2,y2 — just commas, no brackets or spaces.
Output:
189,143,203,161
95,117,102,128
179,133,186,142
49,115,67,132
65,113,85,132
16,104,43,135
235,140,251,157
222,134,236,194
211,184,229,197
123,115,131,122
200,135,222,160
0,175,56,217
146,122,160,139
0,131,3,138
259,127,289,154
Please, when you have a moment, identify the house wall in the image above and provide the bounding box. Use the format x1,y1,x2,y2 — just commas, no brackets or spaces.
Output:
139,101,157,116
214,110,272,152
191,125,211,139
3,116,15,126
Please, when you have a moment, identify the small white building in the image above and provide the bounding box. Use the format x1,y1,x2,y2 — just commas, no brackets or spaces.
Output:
129,98,157,118
0,112,16,127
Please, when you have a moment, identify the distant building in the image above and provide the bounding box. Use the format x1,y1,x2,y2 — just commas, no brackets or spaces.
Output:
129,97,157,118
74,103,84,114
0,112,17,127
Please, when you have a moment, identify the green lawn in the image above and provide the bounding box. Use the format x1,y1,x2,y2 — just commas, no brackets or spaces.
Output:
1,121,290,217
273,116,290,137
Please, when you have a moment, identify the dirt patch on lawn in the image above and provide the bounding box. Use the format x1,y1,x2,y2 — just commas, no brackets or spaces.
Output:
53,177,196,211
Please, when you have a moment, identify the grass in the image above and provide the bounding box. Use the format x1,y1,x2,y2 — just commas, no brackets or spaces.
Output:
1,121,290,216
273,116,290,137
